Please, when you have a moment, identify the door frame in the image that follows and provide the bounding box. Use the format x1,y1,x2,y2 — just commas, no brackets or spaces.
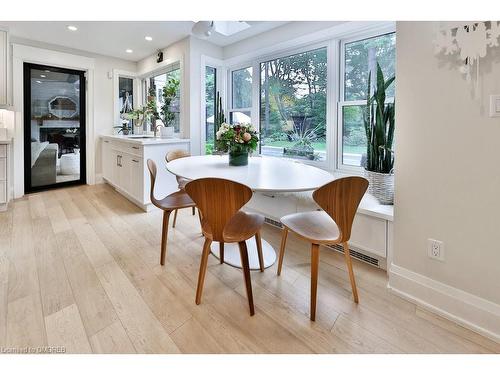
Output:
12,44,96,198
23,62,87,193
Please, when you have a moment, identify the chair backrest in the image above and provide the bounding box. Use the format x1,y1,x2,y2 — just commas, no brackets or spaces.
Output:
312,176,368,243
146,159,161,208
185,178,252,242
166,149,190,162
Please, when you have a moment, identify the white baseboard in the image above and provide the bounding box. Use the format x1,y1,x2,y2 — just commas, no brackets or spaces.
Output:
388,263,500,344
94,173,104,184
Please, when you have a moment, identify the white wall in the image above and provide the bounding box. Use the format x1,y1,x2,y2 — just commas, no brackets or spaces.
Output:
137,36,223,155
92,55,136,174
390,21,500,341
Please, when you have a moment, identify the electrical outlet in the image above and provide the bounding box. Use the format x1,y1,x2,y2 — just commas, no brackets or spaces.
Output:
428,239,445,261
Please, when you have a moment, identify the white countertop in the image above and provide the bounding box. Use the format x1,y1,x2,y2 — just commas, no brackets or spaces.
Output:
101,134,190,145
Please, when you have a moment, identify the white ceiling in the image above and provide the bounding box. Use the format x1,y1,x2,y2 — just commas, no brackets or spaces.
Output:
0,21,288,61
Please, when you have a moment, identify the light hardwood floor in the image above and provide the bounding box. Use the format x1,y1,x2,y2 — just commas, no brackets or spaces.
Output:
0,184,498,354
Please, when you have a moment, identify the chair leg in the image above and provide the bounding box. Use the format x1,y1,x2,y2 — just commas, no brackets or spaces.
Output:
195,238,213,305
255,231,264,272
219,242,224,264
197,209,203,236
277,227,289,276
192,206,196,216
238,241,255,316
172,209,178,228
343,242,359,303
160,210,172,266
310,243,320,321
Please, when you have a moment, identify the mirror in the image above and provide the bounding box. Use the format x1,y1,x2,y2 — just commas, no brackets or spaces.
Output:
48,96,78,119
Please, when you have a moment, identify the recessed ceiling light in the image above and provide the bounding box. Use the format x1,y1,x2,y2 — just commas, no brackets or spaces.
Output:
126,49,133,53
67,25,78,31
145,36,153,41
36,80,42,84
44,70,50,73
40,74,46,78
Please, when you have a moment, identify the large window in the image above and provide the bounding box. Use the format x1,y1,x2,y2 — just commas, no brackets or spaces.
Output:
146,65,181,132
222,27,395,170
340,32,395,168
229,67,252,125
205,66,216,154
260,47,327,161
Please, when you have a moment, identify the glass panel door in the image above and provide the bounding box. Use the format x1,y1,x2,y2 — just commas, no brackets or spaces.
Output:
24,63,86,192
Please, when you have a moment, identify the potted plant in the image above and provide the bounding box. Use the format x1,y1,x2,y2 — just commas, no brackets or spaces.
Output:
129,108,147,135
363,63,395,205
114,119,131,135
215,123,259,166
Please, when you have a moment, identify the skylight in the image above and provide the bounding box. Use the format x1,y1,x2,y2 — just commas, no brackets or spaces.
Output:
213,21,251,36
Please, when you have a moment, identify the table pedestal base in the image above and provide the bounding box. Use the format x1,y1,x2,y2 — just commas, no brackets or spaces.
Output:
210,238,276,271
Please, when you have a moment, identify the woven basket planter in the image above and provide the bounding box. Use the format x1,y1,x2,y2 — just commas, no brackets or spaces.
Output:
364,169,394,205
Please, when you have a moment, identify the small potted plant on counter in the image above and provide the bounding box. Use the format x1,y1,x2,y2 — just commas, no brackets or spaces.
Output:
215,123,259,166
114,118,131,135
363,62,395,205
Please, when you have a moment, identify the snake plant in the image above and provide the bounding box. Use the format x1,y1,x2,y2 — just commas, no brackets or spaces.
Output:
363,63,395,174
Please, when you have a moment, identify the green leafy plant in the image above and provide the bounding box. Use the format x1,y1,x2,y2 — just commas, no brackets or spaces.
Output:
363,63,395,174
113,121,130,135
144,79,179,127
214,91,226,138
215,123,259,154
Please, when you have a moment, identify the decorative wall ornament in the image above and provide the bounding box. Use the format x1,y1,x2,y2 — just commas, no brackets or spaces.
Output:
434,21,500,88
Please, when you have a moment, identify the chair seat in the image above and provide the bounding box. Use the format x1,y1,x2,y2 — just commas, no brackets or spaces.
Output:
281,210,340,244
156,190,196,211
222,211,265,243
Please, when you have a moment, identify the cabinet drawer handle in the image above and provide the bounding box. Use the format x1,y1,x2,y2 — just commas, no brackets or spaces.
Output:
104,140,109,143
132,159,139,163
132,146,140,149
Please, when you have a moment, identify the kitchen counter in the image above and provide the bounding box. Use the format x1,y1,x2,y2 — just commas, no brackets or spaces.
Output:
101,134,190,146
101,134,190,211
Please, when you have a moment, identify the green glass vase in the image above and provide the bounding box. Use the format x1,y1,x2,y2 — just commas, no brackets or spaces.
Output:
229,150,249,166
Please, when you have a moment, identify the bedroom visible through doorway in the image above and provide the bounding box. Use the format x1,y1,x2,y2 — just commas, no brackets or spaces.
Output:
23,63,86,193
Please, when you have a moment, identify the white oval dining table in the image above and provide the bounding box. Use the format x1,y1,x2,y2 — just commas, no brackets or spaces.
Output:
166,155,335,270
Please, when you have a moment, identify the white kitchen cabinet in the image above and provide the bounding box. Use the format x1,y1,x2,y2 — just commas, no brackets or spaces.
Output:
0,30,9,106
101,135,190,211
129,155,143,201
102,139,113,184
109,149,120,186
0,141,11,211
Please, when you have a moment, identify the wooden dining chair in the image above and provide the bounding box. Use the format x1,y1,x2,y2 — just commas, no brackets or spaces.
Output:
165,149,196,227
277,176,369,321
147,159,196,266
185,178,265,316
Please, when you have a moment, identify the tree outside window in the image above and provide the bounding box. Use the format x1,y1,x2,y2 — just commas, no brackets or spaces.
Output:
260,47,327,162
205,66,216,154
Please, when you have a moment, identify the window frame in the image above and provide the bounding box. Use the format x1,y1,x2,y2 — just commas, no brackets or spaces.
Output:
203,23,395,173
337,28,396,173
227,64,254,126
203,65,217,153
201,55,226,154
228,40,333,168
141,61,182,134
